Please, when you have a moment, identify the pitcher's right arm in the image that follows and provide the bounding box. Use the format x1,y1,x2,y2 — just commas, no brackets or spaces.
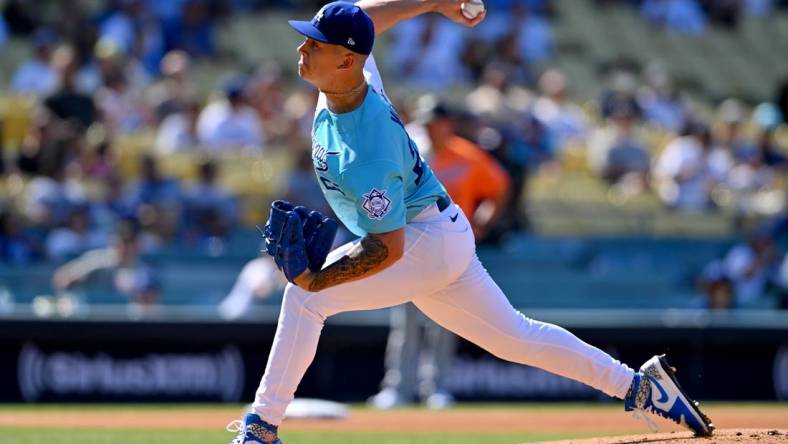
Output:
357,0,485,35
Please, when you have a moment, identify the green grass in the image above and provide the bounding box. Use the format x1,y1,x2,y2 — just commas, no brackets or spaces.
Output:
2,403,785,444
0,428,589,444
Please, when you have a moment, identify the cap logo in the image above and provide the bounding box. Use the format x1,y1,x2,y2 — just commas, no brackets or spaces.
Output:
347,38,355,46
314,4,328,23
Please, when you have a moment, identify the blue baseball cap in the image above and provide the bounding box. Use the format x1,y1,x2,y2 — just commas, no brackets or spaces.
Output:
288,1,375,55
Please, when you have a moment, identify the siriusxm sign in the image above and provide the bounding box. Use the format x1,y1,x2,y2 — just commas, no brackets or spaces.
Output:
17,343,244,402
445,357,599,399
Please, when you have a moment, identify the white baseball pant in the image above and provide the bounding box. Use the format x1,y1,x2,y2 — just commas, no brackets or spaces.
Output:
252,204,636,425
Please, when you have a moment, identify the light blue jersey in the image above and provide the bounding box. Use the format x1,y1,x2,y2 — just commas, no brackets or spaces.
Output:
311,66,446,237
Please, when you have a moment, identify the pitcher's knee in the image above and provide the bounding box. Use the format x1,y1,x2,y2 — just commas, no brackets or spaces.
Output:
282,283,326,321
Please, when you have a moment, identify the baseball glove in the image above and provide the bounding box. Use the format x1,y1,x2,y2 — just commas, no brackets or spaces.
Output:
262,200,338,278
272,211,309,282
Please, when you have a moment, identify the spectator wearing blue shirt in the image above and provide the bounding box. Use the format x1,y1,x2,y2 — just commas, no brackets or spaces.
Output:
183,159,239,245
125,154,182,243
641,0,707,35
0,15,7,47
163,0,217,58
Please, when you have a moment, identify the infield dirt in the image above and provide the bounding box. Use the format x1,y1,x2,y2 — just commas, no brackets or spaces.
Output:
1,404,786,441
540,429,787,444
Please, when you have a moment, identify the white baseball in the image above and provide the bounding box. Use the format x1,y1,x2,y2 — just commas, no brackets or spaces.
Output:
461,0,485,20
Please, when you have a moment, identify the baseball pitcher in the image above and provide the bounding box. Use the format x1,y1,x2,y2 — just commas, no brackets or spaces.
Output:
227,1,714,443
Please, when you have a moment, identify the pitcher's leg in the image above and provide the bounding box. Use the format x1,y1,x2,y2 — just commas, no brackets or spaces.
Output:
252,284,324,425
252,232,453,425
413,256,636,399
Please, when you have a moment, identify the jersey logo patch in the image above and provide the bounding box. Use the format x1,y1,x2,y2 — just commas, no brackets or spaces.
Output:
312,141,337,172
362,188,392,220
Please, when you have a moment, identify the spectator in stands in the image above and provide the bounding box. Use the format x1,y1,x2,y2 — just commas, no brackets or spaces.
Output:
155,99,202,153
248,62,292,144
99,0,139,54
45,203,107,260
146,50,195,122
15,110,64,178
720,230,778,307
388,14,469,91
281,86,320,146
507,3,554,63
98,0,164,73
52,221,160,305
10,28,58,97
197,77,266,151
716,99,751,159
494,33,536,89
600,70,641,120
124,154,182,245
637,63,687,133
653,122,730,212
183,159,239,245
588,104,650,188
22,162,86,230
465,62,534,122
218,256,286,320
533,69,588,151
44,47,97,130
641,0,707,35
745,102,787,169
79,138,118,181
96,70,149,134
163,0,218,58
0,15,7,47
471,112,552,236
90,173,133,239
0,207,42,264
74,37,152,95
751,128,788,170
697,261,735,310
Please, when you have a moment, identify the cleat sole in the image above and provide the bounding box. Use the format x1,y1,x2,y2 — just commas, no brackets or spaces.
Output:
657,355,715,437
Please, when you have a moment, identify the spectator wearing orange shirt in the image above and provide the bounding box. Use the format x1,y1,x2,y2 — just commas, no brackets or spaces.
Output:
412,98,510,242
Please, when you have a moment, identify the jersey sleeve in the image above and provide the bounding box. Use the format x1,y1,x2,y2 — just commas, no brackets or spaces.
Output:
341,160,406,234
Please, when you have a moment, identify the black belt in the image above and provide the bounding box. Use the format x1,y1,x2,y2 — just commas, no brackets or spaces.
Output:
436,195,451,212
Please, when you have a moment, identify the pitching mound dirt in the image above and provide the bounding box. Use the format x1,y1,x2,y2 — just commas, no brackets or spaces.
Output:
537,429,787,444
1,405,785,439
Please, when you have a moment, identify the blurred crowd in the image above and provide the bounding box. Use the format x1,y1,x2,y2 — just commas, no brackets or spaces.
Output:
1,0,788,310
595,0,788,34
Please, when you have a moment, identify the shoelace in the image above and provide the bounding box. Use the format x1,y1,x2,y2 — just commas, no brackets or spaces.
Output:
631,406,659,433
226,419,245,444
226,420,244,433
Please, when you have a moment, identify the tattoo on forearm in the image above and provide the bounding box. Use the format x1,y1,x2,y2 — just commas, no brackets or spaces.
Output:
308,235,389,292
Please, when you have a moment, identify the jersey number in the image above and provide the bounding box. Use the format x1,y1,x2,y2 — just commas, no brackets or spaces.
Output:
319,176,345,195
390,110,424,186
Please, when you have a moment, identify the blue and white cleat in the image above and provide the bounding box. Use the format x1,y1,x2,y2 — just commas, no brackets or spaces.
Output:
227,413,283,444
624,355,714,437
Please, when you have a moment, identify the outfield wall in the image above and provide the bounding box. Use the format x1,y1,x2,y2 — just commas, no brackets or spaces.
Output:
2,310,788,403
